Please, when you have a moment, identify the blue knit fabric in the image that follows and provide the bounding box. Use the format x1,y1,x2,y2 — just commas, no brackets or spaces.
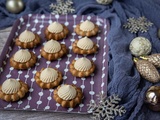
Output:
1,0,160,119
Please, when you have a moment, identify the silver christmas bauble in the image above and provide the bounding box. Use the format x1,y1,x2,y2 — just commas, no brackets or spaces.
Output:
96,0,113,5
129,37,152,57
145,86,160,111
6,0,24,14
158,29,160,39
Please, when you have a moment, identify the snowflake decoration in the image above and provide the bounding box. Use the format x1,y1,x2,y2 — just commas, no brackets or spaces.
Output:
88,92,126,120
123,16,153,33
49,0,75,15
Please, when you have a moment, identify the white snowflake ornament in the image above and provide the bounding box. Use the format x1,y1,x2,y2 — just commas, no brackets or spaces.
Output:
123,16,153,34
88,92,126,120
49,0,75,15
137,17,153,33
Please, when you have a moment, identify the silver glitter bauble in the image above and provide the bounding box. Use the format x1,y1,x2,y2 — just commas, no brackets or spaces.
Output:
129,37,152,57
145,86,160,111
6,0,24,14
134,58,160,83
158,29,160,39
140,54,160,68
96,0,113,5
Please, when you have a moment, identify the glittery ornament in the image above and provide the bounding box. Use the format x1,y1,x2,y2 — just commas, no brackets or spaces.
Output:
6,0,24,14
129,37,152,57
96,0,113,5
87,92,126,120
158,29,160,39
134,58,160,83
49,0,75,15
123,16,153,34
145,86,160,111
140,54,160,68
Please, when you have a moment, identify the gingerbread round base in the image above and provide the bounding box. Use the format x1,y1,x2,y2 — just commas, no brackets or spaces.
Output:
10,51,37,70
15,33,41,49
35,68,63,89
0,79,29,102
41,44,68,61
75,20,99,37
45,24,69,40
72,40,98,54
69,59,95,77
53,84,83,108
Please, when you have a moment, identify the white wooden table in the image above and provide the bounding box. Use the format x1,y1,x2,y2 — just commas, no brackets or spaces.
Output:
0,27,91,120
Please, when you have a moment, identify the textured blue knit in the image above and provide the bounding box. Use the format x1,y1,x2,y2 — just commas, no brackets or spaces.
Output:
1,0,160,119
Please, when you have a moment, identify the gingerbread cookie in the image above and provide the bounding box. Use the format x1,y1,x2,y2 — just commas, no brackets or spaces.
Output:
45,22,69,40
53,84,83,108
15,30,41,49
69,57,95,77
41,40,68,61
35,68,63,89
75,20,99,37
10,49,37,69
0,78,29,102
72,37,98,54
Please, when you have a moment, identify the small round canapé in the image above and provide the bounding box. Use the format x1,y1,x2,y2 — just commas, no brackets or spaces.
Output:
72,37,98,54
75,20,99,37
10,49,37,70
45,22,69,40
35,67,63,89
53,84,83,108
40,40,68,61
69,57,95,77
0,78,29,102
15,30,41,49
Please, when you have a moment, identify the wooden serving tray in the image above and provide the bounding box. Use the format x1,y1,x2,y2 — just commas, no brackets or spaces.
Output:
0,14,109,114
